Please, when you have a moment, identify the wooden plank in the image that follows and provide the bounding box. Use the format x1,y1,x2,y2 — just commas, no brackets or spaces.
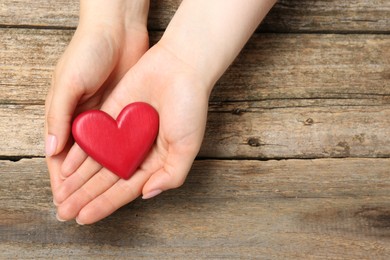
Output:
1,0,389,32
1,29,389,104
1,104,390,159
0,158,389,258
0,29,71,104
1,29,389,158
0,104,44,156
263,0,390,33
202,105,390,159
215,33,390,102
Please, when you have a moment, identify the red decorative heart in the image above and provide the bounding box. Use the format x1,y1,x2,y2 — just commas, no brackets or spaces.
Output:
72,102,159,179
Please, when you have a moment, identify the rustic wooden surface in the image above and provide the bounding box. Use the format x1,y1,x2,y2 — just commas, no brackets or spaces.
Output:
0,0,389,259
1,0,389,32
2,30,390,158
1,158,389,259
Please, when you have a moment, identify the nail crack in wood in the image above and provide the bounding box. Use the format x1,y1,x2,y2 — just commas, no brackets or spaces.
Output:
210,95,390,103
0,156,44,162
255,30,390,35
0,24,76,30
195,156,390,161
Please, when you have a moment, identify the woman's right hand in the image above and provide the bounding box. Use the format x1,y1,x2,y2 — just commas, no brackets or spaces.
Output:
45,0,150,202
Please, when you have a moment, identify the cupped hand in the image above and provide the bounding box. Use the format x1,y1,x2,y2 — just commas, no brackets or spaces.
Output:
54,43,212,224
45,2,150,206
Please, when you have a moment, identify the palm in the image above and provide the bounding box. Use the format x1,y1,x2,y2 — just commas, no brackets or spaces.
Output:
64,28,149,113
47,26,149,203
55,44,210,224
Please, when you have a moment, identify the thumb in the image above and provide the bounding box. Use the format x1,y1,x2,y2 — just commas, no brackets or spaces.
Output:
45,75,81,157
45,29,120,156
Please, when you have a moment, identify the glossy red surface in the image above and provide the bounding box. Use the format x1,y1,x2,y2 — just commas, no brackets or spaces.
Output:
72,102,159,179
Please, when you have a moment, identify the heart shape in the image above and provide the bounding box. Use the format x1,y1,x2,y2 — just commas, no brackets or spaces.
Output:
72,102,159,179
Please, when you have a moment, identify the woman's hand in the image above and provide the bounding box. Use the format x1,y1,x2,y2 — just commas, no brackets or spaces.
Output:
45,0,150,205
54,43,211,224
49,0,276,224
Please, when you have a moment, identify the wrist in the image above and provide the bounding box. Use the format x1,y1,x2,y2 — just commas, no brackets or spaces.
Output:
151,39,215,97
158,25,225,92
158,0,276,92
79,0,150,31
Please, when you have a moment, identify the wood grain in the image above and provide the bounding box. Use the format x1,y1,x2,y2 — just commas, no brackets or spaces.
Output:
202,105,390,159
1,1,389,258
2,29,388,158
2,104,390,159
0,158,388,259
214,33,390,103
0,29,70,104
1,0,389,32
0,105,44,157
1,29,389,104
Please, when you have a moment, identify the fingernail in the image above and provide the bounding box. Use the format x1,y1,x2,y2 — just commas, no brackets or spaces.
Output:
142,189,163,200
56,213,66,222
53,198,59,206
76,218,85,225
45,134,57,157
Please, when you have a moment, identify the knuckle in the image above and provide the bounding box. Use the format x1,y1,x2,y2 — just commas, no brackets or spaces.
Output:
53,189,66,205
169,172,187,189
46,113,58,127
163,162,189,189
57,204,75,220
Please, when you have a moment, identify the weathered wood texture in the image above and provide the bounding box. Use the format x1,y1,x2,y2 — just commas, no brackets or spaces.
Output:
2,29,390,104
2,104,390,159
1,0,389,258
0,158,389,259
1,0,389,32
1,29,389,158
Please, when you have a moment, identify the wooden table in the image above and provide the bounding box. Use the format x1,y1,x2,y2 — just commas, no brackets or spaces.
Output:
1,1,389,258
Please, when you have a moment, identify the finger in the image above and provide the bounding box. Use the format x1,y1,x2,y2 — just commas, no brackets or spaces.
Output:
45,30,120,157
45,72,82,157
58,39,148,176
54,156,102,204
141,145,198,199
61,143,88,178
75,168,151,225
72,144,163,224
46,141,72,205
56,168,119,221
47,153,66,200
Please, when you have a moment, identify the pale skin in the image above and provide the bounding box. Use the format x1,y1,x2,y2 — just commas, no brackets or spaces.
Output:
45,0,276,224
